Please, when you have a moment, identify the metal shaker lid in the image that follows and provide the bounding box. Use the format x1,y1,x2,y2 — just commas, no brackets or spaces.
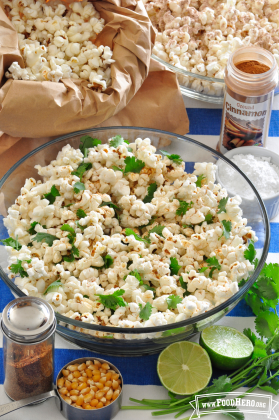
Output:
1,296,56,343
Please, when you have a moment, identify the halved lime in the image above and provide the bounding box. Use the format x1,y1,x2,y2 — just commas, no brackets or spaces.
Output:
157,341,212,395
200,325,253,371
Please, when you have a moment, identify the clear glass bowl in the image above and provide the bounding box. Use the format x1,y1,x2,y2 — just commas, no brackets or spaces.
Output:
153,54,279,104
0,127,270,356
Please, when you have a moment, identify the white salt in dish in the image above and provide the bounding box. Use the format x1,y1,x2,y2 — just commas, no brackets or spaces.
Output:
217,146,279,220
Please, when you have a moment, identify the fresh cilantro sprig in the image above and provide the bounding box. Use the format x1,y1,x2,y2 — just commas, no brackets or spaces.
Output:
0,237,22,250
71,162,92,180
79,136,101,157
76,209,87,219
125,228,149,245
43,279,62,295
10,259,31,278
217,197,229,214
148,225,165,238
244,241,257,263
60,224,79,261
95,289,127,311
139,302,153,320
160,150,183,165
143,183,157,203
28,222,46,235
199,256,221,278
109,136,132,151
219,220,232,240
179,276,190,297
32,233,58,246
170,257,182,276
195,174,205,188
167,295,182,310
43,185,60,204
124,156,145,174
73,182,85,194
176,200,193,216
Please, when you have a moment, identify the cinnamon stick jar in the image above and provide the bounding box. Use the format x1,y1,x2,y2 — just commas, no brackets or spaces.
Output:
218,46,278,154
1,297,56,401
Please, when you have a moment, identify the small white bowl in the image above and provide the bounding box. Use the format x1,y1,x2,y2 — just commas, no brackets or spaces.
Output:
217,146,279,220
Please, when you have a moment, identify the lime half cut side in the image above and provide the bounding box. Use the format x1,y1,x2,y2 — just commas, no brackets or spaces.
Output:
200,325,254,371
157,341,212,395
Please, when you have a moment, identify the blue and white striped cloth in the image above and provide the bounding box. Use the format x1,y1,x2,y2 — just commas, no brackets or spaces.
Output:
0,95,279,419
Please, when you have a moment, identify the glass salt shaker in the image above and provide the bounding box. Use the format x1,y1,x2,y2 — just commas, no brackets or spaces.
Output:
1,296,56,401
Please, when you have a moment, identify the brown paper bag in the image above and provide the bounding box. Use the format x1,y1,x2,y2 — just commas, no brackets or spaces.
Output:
0,57,189,178
0,0,155,137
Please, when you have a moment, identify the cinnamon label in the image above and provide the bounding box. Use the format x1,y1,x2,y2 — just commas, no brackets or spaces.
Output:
220,92,269,153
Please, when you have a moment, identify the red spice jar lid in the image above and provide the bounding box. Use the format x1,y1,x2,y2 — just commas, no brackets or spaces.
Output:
1,296,56,343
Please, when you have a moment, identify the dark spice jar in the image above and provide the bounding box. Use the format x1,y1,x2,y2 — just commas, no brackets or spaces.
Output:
1,297,56,400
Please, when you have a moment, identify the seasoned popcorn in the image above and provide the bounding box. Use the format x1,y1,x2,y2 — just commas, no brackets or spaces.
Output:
143,0,279,96
3,135,257,330
3,0,114,90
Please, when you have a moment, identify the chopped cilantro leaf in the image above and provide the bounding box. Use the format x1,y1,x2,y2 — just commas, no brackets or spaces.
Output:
79,136,102,157
63,203,74,208
43,185,60,204
244,241,257,263
33,233,58,246
10,259,31,278
195,174,205,188
170,257,182,276
204,213,214,224
255,311,278,339
148,225,165,238
28,222,46,235
142,284,155,294
167,295,183,310
109,135,125,148
219,220,232,240
95,289,127,311
217,197,229,214
139,302,153,320
179,276,190,297
63,254,75,263
73,182,85,194
182,224,194,229
204,256,221,278
83,295,89,299
76,221,86,231
160,150,183,165
199,266,208,273
143,183,157,203
0,237,22,250
76,209,87,219
100,201,120,211
71,162,92,180
103,255,114,269
61,224,75,236
128,269,143,285
43,279,62,295
176,200,193,216
125,228,149,244
112,166,124,172
124,156,145,174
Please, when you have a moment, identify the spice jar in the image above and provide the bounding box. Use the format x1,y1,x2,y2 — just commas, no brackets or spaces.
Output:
1,296,56,401
218,46,278,154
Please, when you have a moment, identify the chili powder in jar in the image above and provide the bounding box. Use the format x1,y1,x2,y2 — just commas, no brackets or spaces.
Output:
1,297,56,400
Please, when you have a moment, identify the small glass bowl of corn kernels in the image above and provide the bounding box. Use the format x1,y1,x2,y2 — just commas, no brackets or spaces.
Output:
56,357,123,418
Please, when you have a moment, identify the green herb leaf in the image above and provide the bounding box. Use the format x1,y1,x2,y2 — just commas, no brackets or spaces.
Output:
220,220,232,240
245,293,263,316
244,241,257,263
109,135,125,148
10,259,31,278
103,255,114,269
160,150,183,165
148,225,165,237
259,385,278,396
217,197,229,214
252,339,267,359
83,295,89,299
162,327,186,337
76,209,87,219
141,284,155,294
61,224,75,236
33,233,58,246
125,228,149,244
204,256,221,278
179,276,190,297
255,311,278,339
176,200,193,216
204,213,214,224
143,183,157,203
63,254,75,263
170,257,182,276
71,162,92,180
0,237,22,250
28,222,46,235
112,166,124,172
257,276,279,302
243,328,257,345
139,302,153,321
99,201,120,211
73,182,85,194
167,295,182,310
43,185,60,204
43,279,62,295
127,269,143,284
124,156,145,174
222,409,245,420
79,136,101,157
76,221,86,231
63,203,74,208
195,174,205,188
95,289,127,311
